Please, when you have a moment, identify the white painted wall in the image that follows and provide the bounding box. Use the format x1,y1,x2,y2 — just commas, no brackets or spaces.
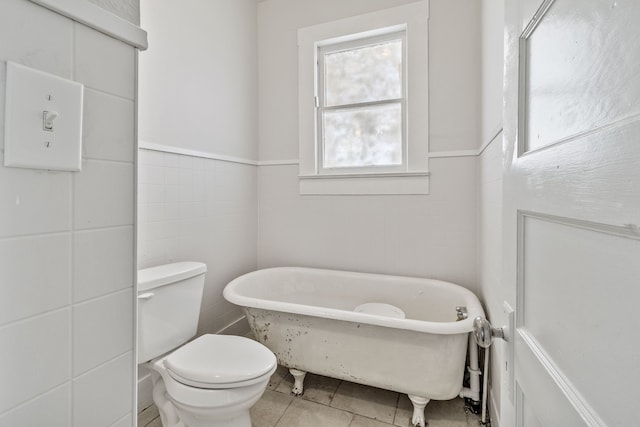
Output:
429,0,482,152
0,0,138,425
137,0,258,334
478,0,505,424
257,0,482,292
139,0,257,160
480,0,505,146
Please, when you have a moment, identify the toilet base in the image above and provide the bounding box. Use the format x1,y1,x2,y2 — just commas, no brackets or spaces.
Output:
172,402,252,427
151,370,185,427
149,359,273,427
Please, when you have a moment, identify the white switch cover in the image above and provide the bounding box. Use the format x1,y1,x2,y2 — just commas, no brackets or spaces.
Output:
4,61,83,171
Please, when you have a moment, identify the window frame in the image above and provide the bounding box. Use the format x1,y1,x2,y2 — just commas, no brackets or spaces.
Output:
316,30,408,175
297,1,430,195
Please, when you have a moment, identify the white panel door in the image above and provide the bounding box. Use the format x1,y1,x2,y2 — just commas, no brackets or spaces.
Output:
503,0,640,426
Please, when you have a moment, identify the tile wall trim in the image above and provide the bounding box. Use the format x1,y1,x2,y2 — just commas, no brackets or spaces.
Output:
427,149,480,158
28,0,148,50
139,140,259,166
479,127,504,156
428,128,504,159
258,159,300,166
140,134,506,167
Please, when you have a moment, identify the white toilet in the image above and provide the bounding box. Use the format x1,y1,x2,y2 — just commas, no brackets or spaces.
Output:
137,262,277,427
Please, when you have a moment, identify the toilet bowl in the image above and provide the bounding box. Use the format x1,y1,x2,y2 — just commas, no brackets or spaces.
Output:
149,335,276,427
138,262,276,427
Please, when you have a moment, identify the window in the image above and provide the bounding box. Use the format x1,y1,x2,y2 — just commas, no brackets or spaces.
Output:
318,31,406,172
298,1,429,195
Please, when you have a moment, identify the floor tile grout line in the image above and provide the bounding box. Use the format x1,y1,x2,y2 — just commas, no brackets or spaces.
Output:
327,379,342,407
392,392,401,427
272,395,296,427
350,412,398,426
345,412,355,426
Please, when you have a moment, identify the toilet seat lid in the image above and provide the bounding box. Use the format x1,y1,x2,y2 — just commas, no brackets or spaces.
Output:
165,334,276,388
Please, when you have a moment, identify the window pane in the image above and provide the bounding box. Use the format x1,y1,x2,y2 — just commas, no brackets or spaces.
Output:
323,103,402,168
324,39,402,107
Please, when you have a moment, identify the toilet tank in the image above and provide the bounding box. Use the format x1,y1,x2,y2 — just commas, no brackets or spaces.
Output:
137,262,207,363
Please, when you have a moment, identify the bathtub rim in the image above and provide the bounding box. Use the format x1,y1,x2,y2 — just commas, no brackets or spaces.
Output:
224,267,484,335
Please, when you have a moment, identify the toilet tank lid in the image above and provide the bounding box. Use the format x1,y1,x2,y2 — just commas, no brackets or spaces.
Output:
138,262,207,291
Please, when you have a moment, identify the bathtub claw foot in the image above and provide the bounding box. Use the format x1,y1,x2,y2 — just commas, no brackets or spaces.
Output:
408,395,430,427
289,368,306,396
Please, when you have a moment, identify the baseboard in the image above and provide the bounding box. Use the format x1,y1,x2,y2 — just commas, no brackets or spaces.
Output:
488,387,500,427
217,315,250,336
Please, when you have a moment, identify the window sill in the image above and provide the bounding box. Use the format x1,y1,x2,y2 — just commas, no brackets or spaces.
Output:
299,172,430,195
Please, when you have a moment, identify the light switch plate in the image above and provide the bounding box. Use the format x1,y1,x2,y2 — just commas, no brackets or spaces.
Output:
4,61,84,171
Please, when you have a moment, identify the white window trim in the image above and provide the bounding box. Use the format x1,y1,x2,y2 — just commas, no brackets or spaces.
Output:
298,1,429,195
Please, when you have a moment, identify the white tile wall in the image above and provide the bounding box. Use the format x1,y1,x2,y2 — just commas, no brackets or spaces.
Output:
479,138,503,297
0,309,71,413
74,24,135,99
0,154,72,237
110,413,134,427
73,226,134,302
478,133,504,419
0,0,73,152
83,89,135,162
137,149,257,335
257,158,479,292
0,234,71,324
0,0,73,82
73,289,133,376
0,1,137,425
72,353,134,426
74,160,135,230
0,384,70,427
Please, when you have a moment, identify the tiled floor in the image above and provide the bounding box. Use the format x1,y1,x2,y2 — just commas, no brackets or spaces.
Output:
138,365,482,427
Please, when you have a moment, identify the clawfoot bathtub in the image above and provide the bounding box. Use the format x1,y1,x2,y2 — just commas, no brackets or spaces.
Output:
224,267,484,427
